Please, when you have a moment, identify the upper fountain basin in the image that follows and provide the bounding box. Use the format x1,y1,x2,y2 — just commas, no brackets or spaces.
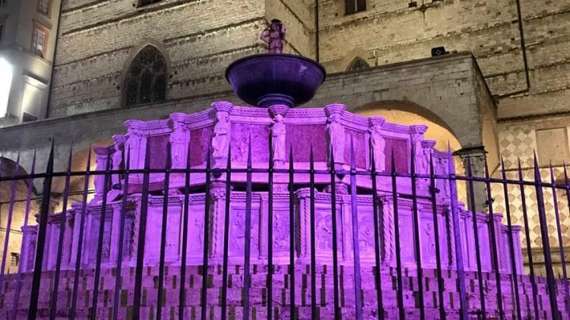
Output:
226,54,326,108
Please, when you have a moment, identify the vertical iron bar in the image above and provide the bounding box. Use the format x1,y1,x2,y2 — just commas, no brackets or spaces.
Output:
309,147,318,319
156,143,172,320
112,147,131,320
428,154,446,320
0,152,20,284
267,135,274,320
369,138,384,320
288,147,296,320
242,139,253,320
200,147,213,320
178,141,192,320
409,143,425,320
349,139,363,320
49,146,74,320
550,164,568,286
390,150,405,319
532,155,560,319
483,159,505,319
516,159,540,319
11,150,37,317
90,150,113,320
328,147,340,320
499,159,522,320
28,140,55,320
22,149,37,228
561,164,570,301
132,141,152,320
465,157,487,318
69,147,93,320
220,147,232,320
446,147,468,320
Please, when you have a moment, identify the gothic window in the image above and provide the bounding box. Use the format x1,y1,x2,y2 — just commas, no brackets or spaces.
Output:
138,0,162,7
124,46,167,107
347,57,370,72
345,0,366,15
32,23,49,58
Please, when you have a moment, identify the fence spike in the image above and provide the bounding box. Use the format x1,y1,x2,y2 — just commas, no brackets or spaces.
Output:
368,134,384,320
48,144,74,320
70,145,92,320
428,151,446,320
532,154,561,319
483,156,505,319
221,143,232,320
267,132,274,320
465,156,487,317
498,157,523,320
409,139,425,320
90,147,113,320
28,139,55,320
348,137,363,320
288,145,296,320
179,138,193,320
133,139,152,320
156,142,172,320
112,145,131,320
242,136,253,320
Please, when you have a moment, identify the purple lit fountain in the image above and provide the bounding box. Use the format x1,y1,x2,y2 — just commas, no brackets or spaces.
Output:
2,20,568,320
226,19,325,108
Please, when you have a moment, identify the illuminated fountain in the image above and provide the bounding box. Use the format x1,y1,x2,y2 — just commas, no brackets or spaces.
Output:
2,20,568,320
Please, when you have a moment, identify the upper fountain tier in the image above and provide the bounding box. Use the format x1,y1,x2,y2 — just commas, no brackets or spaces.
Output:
226,19,325,108
226,54,326,108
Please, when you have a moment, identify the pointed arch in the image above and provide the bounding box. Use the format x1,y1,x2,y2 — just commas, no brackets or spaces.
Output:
347,57,370,72
123,45,168,107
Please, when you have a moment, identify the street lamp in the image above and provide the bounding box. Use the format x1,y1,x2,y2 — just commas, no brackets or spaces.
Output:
0,57,14,118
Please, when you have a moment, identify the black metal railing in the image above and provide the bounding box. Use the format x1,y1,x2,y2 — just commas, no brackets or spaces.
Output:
0,140,568,320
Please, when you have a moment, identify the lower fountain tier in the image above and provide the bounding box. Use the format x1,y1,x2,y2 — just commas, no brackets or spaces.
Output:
20,189,523,276
1,264,566,319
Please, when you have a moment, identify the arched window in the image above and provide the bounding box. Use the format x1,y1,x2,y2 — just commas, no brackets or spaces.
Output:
347,57,370,72
124,46,167,107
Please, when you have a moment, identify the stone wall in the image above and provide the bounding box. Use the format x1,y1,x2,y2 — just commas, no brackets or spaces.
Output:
318,0,570,121
313,53,493,150
51,0,268,117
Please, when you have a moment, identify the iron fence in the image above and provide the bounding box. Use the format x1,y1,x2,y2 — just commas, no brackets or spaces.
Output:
0,139,568,320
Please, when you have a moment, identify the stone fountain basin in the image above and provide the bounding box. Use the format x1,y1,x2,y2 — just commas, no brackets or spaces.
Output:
226,54,326,107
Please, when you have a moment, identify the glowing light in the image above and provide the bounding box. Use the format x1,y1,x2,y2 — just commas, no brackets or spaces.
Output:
0,57,14,118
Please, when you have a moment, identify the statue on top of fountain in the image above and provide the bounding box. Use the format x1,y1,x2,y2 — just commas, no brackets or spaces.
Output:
261,19,286,54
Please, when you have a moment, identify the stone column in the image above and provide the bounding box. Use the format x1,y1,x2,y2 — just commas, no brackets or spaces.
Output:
169,113,191,169
19,225,37,272
210,182,228,260
369,117,386,172
325,104,346,167
211,101,233,168
124,120,146,184
409,125,428,174
454,146,488,213
93,146,112,203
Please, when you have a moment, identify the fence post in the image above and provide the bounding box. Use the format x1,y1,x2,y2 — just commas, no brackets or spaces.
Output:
446,147,468,319
28,140,55,320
